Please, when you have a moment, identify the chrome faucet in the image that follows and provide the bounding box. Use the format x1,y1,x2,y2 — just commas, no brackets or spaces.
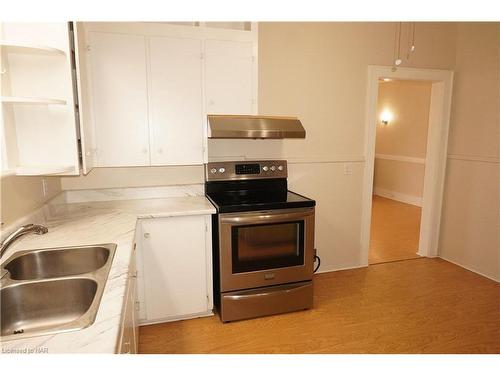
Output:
0,224,48,259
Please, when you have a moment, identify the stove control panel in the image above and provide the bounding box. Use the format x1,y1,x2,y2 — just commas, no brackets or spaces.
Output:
205,160,288,181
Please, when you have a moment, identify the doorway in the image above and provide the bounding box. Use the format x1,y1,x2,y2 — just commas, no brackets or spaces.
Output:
361,66,454,266
369,79,431,264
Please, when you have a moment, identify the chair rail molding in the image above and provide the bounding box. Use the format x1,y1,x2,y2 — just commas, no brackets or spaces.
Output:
375,153,426,164
447,154,500,164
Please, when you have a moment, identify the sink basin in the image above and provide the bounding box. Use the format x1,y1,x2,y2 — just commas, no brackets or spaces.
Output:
1,278,97,337
4,245,111,280
0,243,116,341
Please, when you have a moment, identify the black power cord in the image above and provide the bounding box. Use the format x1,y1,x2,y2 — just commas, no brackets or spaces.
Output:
313,254,321,273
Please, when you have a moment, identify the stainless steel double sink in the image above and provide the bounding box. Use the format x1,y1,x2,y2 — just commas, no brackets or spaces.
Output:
0,244,116,341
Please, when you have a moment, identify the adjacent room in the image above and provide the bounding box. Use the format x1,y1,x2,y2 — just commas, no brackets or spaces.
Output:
369,78,432,264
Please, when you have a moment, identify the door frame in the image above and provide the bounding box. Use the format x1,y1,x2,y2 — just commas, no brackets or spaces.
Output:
360,66,454,264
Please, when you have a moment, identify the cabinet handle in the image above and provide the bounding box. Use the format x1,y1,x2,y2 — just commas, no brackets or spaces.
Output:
144,232,150,239
135,301,140,311
131,270,138,278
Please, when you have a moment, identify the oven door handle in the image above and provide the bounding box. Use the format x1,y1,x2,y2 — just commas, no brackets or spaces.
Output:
220,209,313,225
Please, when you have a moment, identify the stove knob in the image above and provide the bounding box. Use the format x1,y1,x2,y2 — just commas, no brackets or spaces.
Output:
262,166,269,172
270,165,276,171
278,165,284,171
219,167,226,173
210,168,217,174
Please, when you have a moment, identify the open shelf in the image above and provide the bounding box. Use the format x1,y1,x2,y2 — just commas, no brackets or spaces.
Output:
0,40,66,56
1,96,67,105
15,165,75,176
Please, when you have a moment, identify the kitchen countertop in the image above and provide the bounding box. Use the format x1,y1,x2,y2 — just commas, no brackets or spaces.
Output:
0,190,215,354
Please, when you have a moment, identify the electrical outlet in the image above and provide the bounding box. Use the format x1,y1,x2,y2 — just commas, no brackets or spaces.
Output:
343,163,353,175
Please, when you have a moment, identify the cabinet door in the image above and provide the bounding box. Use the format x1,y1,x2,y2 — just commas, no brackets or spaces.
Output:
141,216,208,321
204,39,255,115
88,32,150,167
149,36,204,165
73,22,96,174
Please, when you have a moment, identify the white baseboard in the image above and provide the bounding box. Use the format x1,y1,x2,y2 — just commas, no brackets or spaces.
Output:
315,263,367,275
138,310,214,326
373,187,423,207
438,255,500,283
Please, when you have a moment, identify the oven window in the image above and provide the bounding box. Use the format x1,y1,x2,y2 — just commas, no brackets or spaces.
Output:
231,221,305,273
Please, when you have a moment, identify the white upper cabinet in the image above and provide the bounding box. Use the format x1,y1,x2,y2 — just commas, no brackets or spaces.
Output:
149,36,204,165
77,22,258,170
88,32,150,167
204,39,255,115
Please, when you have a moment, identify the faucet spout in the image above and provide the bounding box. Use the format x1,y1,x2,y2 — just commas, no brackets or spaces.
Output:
0,224,49,259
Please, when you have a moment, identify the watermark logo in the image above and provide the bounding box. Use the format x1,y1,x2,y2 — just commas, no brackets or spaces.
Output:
2,346,49,354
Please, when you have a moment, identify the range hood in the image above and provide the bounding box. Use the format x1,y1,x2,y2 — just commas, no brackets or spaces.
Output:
207,115,306,139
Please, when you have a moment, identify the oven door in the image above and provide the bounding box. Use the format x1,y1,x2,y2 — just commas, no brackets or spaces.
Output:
218,207,315,292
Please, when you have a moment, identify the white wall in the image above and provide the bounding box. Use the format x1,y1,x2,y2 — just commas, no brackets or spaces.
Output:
373,159,425,205
438,23,500,281
61,165,203,190
0,175,61,226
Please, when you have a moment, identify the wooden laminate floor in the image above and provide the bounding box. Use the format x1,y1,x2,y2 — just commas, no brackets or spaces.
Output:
369,195,422,264
139,258,500,354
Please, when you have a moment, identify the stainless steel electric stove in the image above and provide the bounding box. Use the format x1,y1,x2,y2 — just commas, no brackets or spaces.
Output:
205,160,316,322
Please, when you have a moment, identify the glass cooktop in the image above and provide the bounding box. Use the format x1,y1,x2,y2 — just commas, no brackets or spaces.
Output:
206,189,315,213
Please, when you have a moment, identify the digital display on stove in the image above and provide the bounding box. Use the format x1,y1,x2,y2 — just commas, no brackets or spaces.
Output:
235,163,261,175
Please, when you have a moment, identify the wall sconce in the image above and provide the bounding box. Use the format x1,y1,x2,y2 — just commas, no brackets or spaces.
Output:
380,110,393,125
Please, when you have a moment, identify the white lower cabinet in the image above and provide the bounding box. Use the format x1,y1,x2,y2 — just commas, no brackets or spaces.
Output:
118,247,139,354
136,215,213,325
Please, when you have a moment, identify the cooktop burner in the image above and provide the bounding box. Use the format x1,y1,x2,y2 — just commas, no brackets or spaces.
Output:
205,160,315,213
